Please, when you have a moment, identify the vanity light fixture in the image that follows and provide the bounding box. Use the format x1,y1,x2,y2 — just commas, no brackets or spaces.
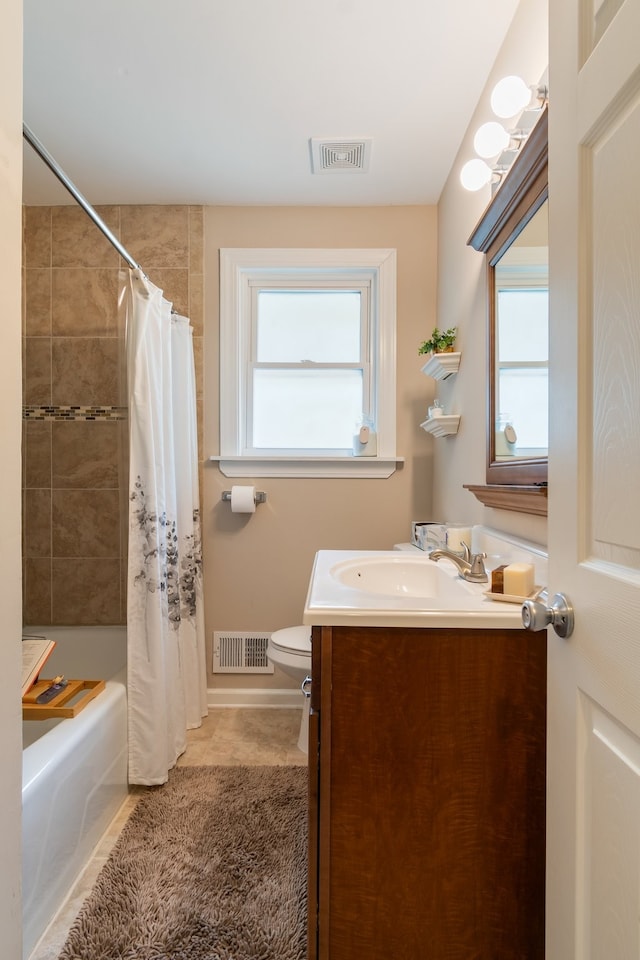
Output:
460,71,548,193
473,121,511,159
460,157,493,192
490,76,548,119
491,75,531,118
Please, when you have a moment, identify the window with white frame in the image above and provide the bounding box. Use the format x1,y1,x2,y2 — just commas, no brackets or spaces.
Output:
218,248,398,478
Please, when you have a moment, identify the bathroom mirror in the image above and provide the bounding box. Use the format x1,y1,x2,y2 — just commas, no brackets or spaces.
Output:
466,107,548,516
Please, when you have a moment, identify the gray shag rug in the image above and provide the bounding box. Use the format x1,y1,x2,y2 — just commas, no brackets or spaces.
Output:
57,765,308,960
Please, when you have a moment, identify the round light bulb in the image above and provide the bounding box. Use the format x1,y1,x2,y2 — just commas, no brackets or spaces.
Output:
460,158,492,192
473,121,510,159
490,75,531,119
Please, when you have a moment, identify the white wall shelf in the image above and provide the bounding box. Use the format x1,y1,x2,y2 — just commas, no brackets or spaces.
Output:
420,351,461,381
419,415,461,438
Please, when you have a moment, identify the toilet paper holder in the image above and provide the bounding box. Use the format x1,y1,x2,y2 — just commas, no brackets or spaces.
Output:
221,490,267,506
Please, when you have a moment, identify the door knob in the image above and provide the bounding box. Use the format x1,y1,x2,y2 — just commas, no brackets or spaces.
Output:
521,590,574,638
301,676,312,698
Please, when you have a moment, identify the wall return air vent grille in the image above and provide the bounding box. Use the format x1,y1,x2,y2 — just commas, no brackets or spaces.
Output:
212,631,274,674
310,138,372,174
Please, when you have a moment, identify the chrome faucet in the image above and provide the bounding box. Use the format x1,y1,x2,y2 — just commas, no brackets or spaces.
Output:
429,541,488,583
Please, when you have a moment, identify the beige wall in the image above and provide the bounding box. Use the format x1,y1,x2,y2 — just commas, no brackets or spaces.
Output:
1,0,25,950
203,205,438,689
22,204,204,625
434,0,549,546
21,202,437,687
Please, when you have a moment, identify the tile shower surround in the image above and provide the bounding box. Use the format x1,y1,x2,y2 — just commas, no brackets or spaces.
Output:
22,204,204,626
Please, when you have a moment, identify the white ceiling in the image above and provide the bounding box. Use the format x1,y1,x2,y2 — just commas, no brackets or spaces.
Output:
22,0,520,207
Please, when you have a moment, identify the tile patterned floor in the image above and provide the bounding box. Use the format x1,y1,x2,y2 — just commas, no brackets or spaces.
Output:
28,708,307,960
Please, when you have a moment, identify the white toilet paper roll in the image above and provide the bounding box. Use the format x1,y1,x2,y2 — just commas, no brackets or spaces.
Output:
230,485,256,514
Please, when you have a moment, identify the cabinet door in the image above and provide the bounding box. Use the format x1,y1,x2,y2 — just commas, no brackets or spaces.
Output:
313,625,546,960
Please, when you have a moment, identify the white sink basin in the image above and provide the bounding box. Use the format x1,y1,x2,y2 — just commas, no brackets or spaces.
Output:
329,554,476,599
304,550,523,629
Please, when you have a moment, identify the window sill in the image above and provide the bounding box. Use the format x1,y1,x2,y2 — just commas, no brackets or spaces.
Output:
209,455,404,479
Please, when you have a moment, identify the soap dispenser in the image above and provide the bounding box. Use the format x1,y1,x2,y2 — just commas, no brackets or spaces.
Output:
353,416,377,456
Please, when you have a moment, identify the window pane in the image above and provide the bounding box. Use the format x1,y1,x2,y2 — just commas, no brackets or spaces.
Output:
253,369,363,448
256,290,361,362
497,367,548,450
497,289,548,362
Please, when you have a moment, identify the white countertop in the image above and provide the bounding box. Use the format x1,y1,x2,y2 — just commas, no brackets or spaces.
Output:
303,549,528,629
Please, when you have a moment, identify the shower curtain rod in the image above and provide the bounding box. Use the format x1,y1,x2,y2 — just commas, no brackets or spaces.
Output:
22,123,141,271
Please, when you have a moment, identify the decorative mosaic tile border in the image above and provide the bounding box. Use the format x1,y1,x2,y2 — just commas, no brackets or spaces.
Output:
23,405,128,421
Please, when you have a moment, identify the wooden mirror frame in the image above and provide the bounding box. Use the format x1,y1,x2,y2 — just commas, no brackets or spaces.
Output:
465,107,548,517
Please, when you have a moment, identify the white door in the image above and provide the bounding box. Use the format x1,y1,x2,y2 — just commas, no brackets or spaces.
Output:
547,0,640,956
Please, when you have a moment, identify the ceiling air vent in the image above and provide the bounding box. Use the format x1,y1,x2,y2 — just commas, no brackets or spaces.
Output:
310,138,372,174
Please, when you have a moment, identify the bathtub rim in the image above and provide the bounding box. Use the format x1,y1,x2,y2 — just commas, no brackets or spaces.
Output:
22,667,126,793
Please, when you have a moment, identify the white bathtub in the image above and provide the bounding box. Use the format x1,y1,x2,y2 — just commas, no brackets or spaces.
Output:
22,626,128,960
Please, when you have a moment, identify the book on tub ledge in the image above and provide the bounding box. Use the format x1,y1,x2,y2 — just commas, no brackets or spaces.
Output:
21,635,56,697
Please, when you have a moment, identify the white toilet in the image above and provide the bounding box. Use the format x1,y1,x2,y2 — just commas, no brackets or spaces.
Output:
267,625,312,754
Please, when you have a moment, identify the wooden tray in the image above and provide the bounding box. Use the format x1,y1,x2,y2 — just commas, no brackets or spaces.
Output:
22,679,106,720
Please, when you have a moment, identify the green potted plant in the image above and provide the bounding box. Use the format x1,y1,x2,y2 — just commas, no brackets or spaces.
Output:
418,326,457,356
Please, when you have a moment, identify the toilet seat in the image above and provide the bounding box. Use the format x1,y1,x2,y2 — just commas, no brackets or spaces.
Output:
269,625,311,656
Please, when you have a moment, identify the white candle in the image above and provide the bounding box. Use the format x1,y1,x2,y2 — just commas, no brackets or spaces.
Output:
446,525,472,554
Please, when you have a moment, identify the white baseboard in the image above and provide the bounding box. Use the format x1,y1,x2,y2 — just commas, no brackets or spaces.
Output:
207,687,303,709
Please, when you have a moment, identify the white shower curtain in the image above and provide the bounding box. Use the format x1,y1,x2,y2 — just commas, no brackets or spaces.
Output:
122,268,207,785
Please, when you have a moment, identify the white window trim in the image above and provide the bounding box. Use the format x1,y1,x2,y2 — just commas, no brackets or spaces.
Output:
215,248,400,478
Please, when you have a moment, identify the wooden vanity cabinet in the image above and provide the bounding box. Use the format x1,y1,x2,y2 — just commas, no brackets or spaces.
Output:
307,624,546,960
